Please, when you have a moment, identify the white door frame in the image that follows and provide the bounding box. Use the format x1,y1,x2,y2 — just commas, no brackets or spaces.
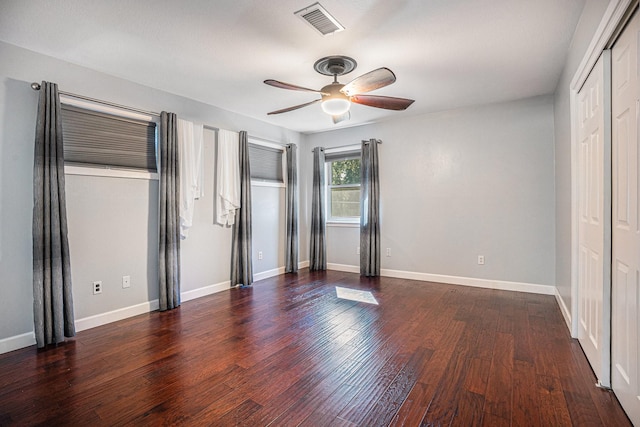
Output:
570,0,632,341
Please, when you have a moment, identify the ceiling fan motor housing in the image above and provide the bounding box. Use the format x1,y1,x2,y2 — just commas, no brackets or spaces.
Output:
321,82,347,98
314,55,357,77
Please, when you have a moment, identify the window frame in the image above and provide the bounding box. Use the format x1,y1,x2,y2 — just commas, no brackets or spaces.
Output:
60,95,159,181
325,146,361,225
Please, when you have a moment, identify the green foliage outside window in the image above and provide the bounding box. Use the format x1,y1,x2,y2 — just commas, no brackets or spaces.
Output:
330,159,361,218
331,159,360,185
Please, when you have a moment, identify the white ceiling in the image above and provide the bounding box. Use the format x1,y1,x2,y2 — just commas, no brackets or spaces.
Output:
0,0,586,134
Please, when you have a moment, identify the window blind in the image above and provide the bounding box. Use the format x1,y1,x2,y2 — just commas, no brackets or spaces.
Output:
61,104,157,172
324,149,360,162
249,143,283,182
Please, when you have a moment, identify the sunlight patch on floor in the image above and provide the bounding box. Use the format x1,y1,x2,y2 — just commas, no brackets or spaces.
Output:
335,286,379,305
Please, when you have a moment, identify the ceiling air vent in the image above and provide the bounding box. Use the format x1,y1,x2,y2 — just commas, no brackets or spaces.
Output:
294,2,344,36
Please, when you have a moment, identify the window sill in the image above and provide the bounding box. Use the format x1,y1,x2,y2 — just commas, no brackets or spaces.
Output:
64,165,158,180
251,180,285,188
327,221,360,228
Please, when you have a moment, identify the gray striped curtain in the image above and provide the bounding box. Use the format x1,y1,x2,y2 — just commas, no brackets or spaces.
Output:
231,131,253,286
159,111,181,310
32,81,76,348
285,144,298,273
309,147,326,271
360,139,381,276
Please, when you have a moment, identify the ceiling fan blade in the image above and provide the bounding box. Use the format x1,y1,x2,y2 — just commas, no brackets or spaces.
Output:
264,79,327,95
351,95,415,110
332,111,351,124
267,99,321,115
341,68,396,96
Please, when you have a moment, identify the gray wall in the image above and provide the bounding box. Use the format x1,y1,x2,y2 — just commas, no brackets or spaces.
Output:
0,41,301,343
251,184,286,274
65,174,160,318
303,96,556,286
553,0,610,310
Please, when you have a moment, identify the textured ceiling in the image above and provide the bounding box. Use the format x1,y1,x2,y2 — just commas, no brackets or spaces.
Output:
0,0,586,134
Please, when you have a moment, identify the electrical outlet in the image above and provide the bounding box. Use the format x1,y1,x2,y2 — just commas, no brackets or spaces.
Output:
122,275,131,288
386,248,391,257
356,246,360,255
478,255,485,265
93,281,102,295
258,251,263,260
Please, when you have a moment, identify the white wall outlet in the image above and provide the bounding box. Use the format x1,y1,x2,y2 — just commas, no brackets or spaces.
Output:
122,275,131,288
93,281,102,295
356,246,360,255
478,255,485,265
386,248,391,257
258,251,263,260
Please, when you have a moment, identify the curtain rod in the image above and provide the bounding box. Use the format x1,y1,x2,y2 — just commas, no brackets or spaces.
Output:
311,139,381,152
205,127,292,148
249,135,290,148
31,82,161,117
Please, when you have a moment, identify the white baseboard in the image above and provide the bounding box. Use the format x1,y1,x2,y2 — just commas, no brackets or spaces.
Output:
380,268,556,295
555,288,572,333
327,263,360,274
75,300,160,332
181,280,230,303
325,264,556,295
0,332,36,355
254,266,285,282
298,260,310,269
76,279,232,332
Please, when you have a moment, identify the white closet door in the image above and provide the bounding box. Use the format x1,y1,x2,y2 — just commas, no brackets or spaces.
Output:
577,51,612,387
611,9,640,424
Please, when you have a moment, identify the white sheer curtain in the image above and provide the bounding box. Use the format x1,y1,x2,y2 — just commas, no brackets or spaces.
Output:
216,129,240,226
177,119,204,239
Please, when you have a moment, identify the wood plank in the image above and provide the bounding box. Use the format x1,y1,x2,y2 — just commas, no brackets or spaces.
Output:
409,320,468,425
464,357,491,394
483,331,514,422
537,374,573,426
451,390,485,427
512,360,540,426
359,346,433,426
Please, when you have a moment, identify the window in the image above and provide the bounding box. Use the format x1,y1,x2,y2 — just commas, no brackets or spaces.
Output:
60,96,158,175
326,151,361,222
249,142,284,183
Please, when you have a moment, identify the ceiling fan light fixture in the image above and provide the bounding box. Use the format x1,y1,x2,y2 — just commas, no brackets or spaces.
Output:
321,97,351,115
320,82,351,115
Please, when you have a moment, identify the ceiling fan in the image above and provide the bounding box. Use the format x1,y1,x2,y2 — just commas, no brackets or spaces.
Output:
264,55,415,124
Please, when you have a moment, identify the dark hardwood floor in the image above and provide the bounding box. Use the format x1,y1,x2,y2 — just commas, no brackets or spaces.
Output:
0,269,632,426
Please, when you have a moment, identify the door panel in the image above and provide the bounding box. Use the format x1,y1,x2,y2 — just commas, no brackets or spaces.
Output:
612,9,640,424
577,52,610,386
